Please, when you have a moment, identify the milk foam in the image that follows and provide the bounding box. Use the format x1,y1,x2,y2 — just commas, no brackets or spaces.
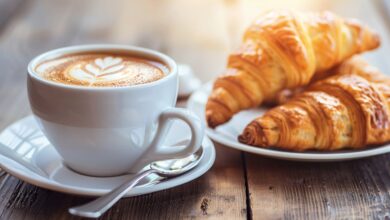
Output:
35,53,168,87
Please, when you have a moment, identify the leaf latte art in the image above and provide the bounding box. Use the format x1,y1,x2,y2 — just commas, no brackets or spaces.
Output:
73,56,126,81
35,53,168,87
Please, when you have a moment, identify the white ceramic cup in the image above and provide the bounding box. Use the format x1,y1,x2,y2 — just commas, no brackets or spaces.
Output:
27,45,204,177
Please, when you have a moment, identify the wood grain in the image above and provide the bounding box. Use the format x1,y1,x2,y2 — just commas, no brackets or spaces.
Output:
0,0,390,219
245,154,390,219
91,145,246,219
0,146,246,220
0,0,247,219
0,1,94,219
244,1,390,219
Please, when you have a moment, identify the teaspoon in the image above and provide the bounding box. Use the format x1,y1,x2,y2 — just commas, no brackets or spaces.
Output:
69,147,204,218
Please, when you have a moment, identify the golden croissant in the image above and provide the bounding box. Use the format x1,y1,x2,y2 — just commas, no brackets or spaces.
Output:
206,11,380,128
238,58,390,151
269,56,390,105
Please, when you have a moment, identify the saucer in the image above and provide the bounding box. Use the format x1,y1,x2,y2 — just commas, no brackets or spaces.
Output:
178,64,201,98
0,116,215,197
187,82,390,162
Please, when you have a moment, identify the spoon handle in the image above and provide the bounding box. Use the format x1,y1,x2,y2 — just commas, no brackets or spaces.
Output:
69,169,156,218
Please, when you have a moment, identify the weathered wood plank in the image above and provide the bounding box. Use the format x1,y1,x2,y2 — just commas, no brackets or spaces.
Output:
2,0,390,219
0,0,89,129
0,146,246,220
245,154,390,219
0,1,93,219
245,1,390,219
0,0,247,219
97,145,246,219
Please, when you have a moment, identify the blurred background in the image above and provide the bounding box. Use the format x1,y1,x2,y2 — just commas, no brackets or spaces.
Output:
0,0,389,124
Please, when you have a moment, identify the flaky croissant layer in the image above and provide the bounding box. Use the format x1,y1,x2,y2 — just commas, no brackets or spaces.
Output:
239,59,390,151
268,56,390,106
206,10,380,128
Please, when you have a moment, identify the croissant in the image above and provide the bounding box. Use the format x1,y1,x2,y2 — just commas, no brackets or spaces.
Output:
269,56,389,105
206,11,380,128
238,59,390,151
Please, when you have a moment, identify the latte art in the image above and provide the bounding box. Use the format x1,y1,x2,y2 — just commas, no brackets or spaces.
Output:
35,53,168,87
75,56,124,79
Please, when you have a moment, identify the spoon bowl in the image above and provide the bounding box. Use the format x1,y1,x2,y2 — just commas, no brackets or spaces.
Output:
150,147,203,176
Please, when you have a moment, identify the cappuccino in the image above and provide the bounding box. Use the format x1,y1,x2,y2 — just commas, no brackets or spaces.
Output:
35,52,168,87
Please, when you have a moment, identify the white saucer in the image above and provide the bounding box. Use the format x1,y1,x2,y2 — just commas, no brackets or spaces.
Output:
0,116,215,197
187,82,390,162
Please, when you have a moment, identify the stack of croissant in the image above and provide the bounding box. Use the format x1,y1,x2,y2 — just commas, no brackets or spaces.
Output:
205,10,390,151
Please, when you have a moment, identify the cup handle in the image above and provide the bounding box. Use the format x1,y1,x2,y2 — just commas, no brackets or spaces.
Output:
130,107,204,172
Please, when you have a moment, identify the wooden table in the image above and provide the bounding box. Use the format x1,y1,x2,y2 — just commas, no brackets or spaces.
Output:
1,0,390,219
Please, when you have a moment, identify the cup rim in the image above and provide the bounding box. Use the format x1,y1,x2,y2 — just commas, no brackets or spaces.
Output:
27,44,178,91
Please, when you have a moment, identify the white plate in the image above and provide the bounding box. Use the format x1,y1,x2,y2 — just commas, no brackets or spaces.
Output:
187,82,390,161
0,116,215,197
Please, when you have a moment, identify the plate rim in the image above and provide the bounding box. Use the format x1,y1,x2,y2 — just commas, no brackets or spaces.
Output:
187,82,390,161
0,116,216,197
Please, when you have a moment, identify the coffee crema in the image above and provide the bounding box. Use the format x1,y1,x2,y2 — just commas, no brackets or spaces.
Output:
35,52,169,87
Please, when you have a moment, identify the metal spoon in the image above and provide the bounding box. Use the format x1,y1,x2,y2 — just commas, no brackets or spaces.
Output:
69,147,204,218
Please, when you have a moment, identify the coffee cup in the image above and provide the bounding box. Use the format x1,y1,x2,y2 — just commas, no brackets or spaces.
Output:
27,44,204,176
